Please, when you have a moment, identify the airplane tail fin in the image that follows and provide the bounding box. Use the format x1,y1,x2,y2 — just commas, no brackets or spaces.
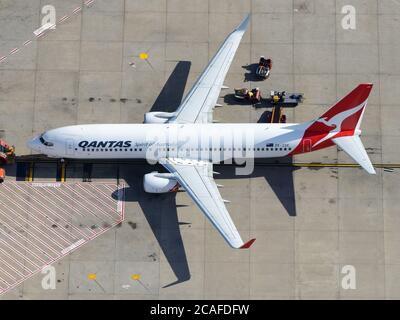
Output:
293,84,375,174
319,83,373,133
322,83,375,174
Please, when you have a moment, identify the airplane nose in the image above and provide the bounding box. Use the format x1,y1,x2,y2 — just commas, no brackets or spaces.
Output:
27,137,41,152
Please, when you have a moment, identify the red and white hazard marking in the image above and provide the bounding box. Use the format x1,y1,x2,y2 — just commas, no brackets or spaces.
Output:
72,6,82,15
85,0,95,7
0,1,96,65
0,181,125,296
58,15,70,24
9,48,20,55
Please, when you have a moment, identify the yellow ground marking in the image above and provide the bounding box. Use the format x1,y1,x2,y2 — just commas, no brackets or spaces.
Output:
131,274,140,281
139,52,149,60
60,163,66,182
88,273,97,280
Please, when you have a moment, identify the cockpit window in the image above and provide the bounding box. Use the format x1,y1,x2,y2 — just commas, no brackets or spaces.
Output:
39,134,54,147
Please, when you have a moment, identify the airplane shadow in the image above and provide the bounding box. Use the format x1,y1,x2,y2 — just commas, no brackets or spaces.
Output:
112,164,191,288
140,60,192,287
149,61,192,113
215,159,299,217
258,111,273,123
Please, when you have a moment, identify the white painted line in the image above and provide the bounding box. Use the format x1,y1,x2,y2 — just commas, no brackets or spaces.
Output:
3,184,73,247
0,226,49,265
0,276,10,288
3,206,62,261
0,246,35,274
0,193,68,252
58,15,70,24
61,239,85,255
42,185,106,233
23,40,32,46
88,183,118,207
102,184,117,192
63,184,114,222
28,186,93,239
76,184,116,213
41,186,88,218
0,206,63,257
0,180,124,296
72,6,82,14
16,184,85,244
117,189,124,214
0,266,16,283
85,0,95,7
0,255,25,279
9,48,20,55
0,237,42,269
0,56,7,63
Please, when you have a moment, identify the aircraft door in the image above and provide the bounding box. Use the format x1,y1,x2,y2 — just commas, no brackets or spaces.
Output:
66,139,75,155
303,139,312,153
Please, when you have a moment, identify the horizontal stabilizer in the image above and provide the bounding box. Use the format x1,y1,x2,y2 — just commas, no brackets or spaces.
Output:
332,135,376,174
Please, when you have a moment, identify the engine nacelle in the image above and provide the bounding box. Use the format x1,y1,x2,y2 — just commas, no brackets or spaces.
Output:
143,172,179,193
143,112,175,124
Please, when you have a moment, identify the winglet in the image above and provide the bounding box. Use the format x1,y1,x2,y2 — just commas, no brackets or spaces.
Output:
236,14,251,32
240,238,256,249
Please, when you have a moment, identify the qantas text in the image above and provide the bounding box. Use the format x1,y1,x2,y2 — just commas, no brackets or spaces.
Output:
78,141,132,148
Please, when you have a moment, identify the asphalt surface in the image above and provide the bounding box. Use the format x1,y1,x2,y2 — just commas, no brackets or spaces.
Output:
0,0,399,299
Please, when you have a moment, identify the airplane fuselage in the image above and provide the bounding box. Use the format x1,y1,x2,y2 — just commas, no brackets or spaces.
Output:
28,122,322,161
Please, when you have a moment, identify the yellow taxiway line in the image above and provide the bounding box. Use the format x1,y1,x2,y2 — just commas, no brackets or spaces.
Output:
290,163,400,168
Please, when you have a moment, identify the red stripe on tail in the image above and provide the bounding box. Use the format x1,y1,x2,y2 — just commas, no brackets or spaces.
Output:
320,83,373,131
289,83,373,155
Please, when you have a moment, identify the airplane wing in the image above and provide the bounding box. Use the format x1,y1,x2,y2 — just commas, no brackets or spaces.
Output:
167,14,250,124
161,158,255,249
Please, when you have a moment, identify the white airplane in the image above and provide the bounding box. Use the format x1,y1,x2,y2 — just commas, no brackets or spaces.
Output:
28,15,375,249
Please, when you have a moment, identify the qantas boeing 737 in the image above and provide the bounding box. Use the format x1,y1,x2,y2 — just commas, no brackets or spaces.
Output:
27,15,375,249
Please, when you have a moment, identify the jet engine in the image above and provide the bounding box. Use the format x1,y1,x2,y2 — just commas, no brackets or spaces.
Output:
143,112,175,124
143,172,179,193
